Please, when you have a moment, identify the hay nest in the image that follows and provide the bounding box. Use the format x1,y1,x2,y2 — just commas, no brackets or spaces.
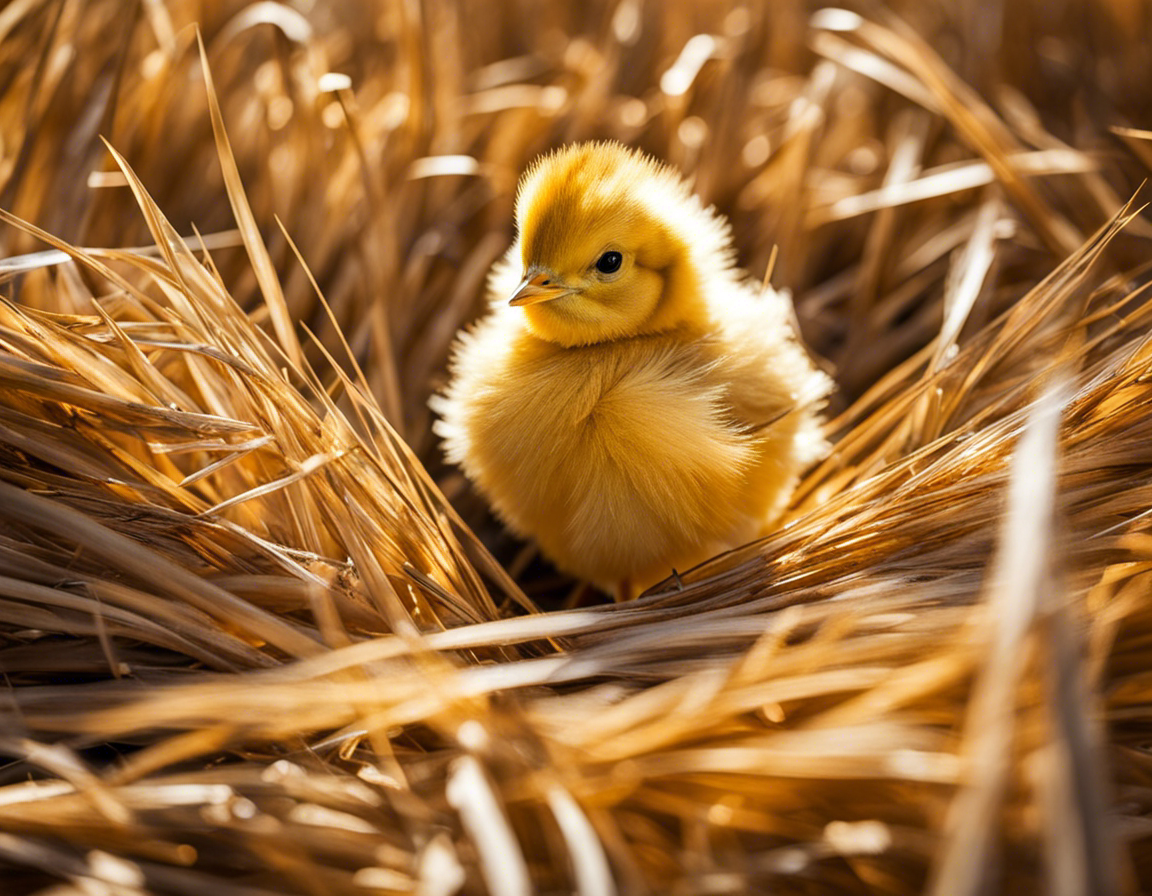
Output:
1,1,1151,893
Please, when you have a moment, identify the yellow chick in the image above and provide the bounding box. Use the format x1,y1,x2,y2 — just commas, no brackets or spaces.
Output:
434,142,831,599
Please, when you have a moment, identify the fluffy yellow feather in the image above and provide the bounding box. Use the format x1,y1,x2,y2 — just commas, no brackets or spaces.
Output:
434,142,832,599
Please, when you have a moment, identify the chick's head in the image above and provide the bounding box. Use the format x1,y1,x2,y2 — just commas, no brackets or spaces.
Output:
507,142,732,347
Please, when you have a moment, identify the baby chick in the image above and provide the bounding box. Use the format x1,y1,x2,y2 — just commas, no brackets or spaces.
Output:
434,142,831,600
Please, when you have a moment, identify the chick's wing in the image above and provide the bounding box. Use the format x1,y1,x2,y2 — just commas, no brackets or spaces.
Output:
712,285,833,432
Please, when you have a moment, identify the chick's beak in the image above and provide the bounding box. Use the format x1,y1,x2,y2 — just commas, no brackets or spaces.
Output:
509,271,575,307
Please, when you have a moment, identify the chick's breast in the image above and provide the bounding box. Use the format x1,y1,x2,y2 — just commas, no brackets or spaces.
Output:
435,295,820,592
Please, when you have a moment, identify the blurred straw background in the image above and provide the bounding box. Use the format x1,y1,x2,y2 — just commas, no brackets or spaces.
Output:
1,0,1152,893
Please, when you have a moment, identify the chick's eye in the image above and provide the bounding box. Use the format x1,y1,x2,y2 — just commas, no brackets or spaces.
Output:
595,251,623,274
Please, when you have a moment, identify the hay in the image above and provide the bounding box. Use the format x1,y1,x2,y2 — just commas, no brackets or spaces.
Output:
0,0,1151,893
